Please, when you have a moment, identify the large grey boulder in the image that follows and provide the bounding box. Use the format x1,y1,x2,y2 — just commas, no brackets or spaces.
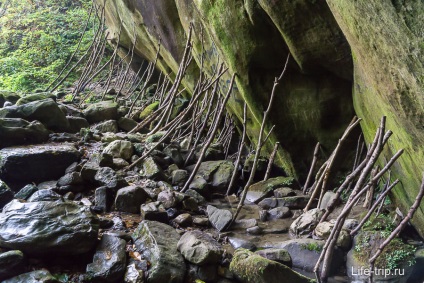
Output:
258,196,310,210
255,248,292,267
103,140,134,161
0,143,80,184
177,230,222,265
230,248,314,283
0,98,69,131
207,205,232,232
83,101,118,124
186,160,234,193
2,270,59,283
246,177,295,203
290,208,324,238
115,186,148,213
94,167,128,191
263,238,343,273
0,118,49,148
86,234,127,283
132,221,186,283
0,200,99,255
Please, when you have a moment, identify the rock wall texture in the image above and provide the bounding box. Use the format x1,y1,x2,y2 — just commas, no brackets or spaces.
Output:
94,0,424,235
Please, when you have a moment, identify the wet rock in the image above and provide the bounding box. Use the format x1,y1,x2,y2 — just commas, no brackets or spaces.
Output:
94,187,114,212
57,172,84,187
274,187,296,198
99,152,114,168
115,186,148,214
0,180,13,208
177,230,222,265
2,270,60,283
0,143,80,184
319,191,339,209
173,213,192,227
140,202,168,223
229,237,257,251
187,264,218,283
314,221,334,239
0,98,69,131
132,221,186,283
255,248,292,267
267,206,292,220
87,234,127,283
188,176,209,197
264,238,343,273
340,218,359,231
118,117,137,132
66,116,90,133
184,189,206,204
95,167,128,191
207,205,232,232
14,184,38,200
83,101,118,124
27,189,61,202
0,118,49,148
246,226,263,235
187,160,234,193
193,217,209,227
37,180,57,191
91,120,118,133
290,208,324,238
140,157,164,180
103,140,134,161
157,189,178,209
246,177,295,203
0,250,26,281
163,145,184,167
0,200,99,255
258,196,310,209
15,93,56,105
233,219,258,229
81,161,101,183
112,158,130,169
230,248,314,283
124,262,144,283
171,169,188,186
243,155,268,174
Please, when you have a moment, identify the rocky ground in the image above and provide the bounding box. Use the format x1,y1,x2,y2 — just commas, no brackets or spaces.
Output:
0,92,423,283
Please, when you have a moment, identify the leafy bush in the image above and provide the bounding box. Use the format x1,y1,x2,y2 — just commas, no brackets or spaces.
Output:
0,0,94,92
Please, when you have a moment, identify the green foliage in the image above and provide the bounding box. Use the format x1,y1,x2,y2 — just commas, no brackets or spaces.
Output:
0,0,94,92
301,242,322,253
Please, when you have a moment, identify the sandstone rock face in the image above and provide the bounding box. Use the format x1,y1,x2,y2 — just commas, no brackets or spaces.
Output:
94,0,424,237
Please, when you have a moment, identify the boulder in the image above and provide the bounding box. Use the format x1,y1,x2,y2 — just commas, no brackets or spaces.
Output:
0,250,26,281
67,116,90,133
83,101,118,124
118,117,137,132
267,207,292,220
87,234,127,283
0,200,99,255
255,248,292,267
230,248,314,283
2,270,59,283
140,202,168,223
0,118,49,148
186,160,234,192
91,120,118,133
115,186,148,213
177,230,222,265
0,144,80,184
207,205,232,232
15,93,56,105
103,140,134,161
95,186,114,212
274,187,296,198
94,167,128,191
319,191,339,209
140,157,164,180
246,177,295,203
258,196,310,209
290,208,324,238
0,180,13,208
132,221,185,283
27,189,61,202
14,184,38,200
171,169,188,186
124,262,144,283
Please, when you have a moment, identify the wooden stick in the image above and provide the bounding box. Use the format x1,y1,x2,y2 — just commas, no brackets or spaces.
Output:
303,142,320,194
226,102,247,196
264,142,280,181
181,73,236,193
229,54,290,227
